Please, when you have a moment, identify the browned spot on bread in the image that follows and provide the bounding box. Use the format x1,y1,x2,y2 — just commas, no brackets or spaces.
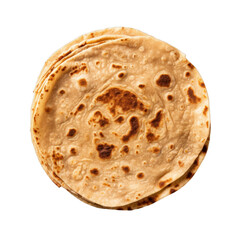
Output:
170,188,176,194
127,207,132,210
188,62,195,69
198,80,205,88
121,145,129,153
206,121,209,128
159,181,165,188
57,50,72,61
156,74,171,87
202,144,208,153
122,166,130,173
96,61,100,65
193,158,199,166
78,78,87,86
96,88,146,115
33,128,38,134
186,172,194,179
59,89,65,94
90,168,99,176
103,183,111,187
70,148,76,155
61,66,67,71
97,143,114,159
185,72,191,77
115,116,124,123
117,207,123,210
150,110,163,128
146,132,158,143
203,106,208,116
187,87,201,103
137,172,144,179
175,184,179,188
52,151,63,161
118,72,125,78
45,107,51,113
99,132,104,138
112,64,122,69
67,129,76,137
74,104,85,115
70,63,87,75
138,84,145,88
167,95,173,101
122,117,139,142
178,161,184,167
92,111,109,127
152,147,160,153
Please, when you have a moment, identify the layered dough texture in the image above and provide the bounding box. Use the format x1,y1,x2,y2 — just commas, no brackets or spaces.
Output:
31,27,210,209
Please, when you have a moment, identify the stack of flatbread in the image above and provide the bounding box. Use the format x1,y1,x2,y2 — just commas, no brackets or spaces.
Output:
31,27,210,210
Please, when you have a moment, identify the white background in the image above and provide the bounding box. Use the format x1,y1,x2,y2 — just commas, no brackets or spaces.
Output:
0,0,239,239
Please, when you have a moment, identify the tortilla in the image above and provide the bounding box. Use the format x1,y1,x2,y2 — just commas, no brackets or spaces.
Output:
31,27,210,209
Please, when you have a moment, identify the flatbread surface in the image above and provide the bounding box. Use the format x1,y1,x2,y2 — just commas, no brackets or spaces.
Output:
31,27,210,209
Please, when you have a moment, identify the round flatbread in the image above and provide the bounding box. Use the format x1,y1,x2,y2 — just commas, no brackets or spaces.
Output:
31,27,210,209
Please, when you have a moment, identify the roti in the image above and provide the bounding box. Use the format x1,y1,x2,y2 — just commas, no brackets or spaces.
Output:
31,27,210,209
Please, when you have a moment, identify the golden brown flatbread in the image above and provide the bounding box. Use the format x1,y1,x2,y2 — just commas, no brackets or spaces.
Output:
31,27,210,209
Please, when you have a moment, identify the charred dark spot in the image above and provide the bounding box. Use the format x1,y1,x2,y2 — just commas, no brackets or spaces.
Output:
121,145,129,153
99,118,109,127
90,168,99,175
99,132,104,138
122,166,130,173
188,62,195,69
67,129,76,137
97,143,114,159
74,104,85,115
167,95,173,101
59,89,65,94
185,72,191,77
33,128,38,134
170,188,176,194
193,158,199,166
156,74,171,87
137,172,144,179
203,106,208,116
138,84,145,89
199,80,205,88
122,117,139,142
148,196,156,203
115,116,124,123
70,148,76,155
175,184,179,188
117,207,123,210
146,132,157,143
159,181,165,188
96,88,146,115
92,111,109,127
52,151,63,161
202,144,208,153
150,110,163,128
61,66,67,71
112,64,122,69
78,78,87,86
186,172,194,179
70,63,87,75
118,72,125,78
127,207,132,210
187,87,201,103
45,107,51,113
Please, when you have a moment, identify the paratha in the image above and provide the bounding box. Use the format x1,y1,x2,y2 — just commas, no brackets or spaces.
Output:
31,27,210,209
